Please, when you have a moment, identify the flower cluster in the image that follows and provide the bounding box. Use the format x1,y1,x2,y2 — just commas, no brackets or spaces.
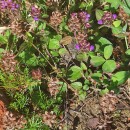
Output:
42,111,56,128
31,6,41,21
0,0,19,11
79,11,91,28
0,51,17,73
49,10,63,28
47,77,60,97
31,68,42,80
98,12,117,25
68,11,94,52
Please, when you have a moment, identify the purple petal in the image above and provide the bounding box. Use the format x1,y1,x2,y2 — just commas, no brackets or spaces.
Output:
86,14,90,18
33,17,39,21
75,44,80,50
89,45,94,51
98,20,103,25
112,14,117,19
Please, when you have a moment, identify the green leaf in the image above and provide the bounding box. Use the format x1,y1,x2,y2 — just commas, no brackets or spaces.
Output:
68,66,83,81
95,9,104,20
0,48,4,54
83,85,89,91
122,5,130,15
59,48,68,56
124,0,130,8
112,26,122,35
78,90,86,100
0,35,7,44
98,37,112,46
48,39,60,50
90,56,105,67
102,60,116,72
50,51,59,57
91,72,102,78
106,0,121,9
80,62,87,70
104,45,113,59
112,71,130,85
125,49,130,55
71,82,82,90
76,53,88,61
113,20,121,27
100,88,109,96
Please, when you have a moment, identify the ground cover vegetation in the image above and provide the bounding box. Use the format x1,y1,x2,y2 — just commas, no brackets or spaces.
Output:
1,0,130,129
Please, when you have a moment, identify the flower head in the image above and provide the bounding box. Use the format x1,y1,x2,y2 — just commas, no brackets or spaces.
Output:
31,6,41,21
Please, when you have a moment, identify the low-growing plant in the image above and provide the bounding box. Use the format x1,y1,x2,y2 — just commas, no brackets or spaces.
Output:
1,0,130,129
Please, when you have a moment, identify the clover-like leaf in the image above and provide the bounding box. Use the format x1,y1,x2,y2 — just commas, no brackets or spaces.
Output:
102,60,116,72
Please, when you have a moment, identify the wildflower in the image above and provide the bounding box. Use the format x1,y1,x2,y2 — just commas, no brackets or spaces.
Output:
78,40,90,51
42,111,56,128
75,44,80,50
68,12,81,32
49,10,63,28
0,51,17,72
31,6,41,21
90,45,94,51
31,68,42,80
79,11,90,23
112,14,117,19
98,20,103,25
47,77,60,96
0,0,19,11
98,12,117,25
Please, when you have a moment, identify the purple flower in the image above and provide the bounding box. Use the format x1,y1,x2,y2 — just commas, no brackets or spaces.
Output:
112,14,117,19
31,6,41,21
79,11,90,23
33,17,39,21
89,45,94,51
98,20,103,25
75,44,80,50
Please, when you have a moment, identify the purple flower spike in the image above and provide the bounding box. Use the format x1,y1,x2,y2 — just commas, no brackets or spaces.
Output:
75,44,80,50
90,45,94,51
98,20,103,25
112,14,117,19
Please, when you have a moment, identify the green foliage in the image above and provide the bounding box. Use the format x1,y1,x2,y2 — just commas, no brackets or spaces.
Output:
1,0,130,128
102,60,116,72
90,56,105,67
68,66,83,81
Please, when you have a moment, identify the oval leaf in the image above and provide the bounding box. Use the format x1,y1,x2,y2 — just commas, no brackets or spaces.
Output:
102,60,116,72
113,20,121,27
95,9,104,20
104,45,113,59
90,56,105,67
48,39,60,50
